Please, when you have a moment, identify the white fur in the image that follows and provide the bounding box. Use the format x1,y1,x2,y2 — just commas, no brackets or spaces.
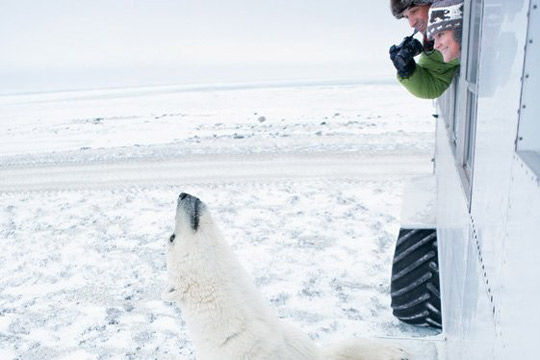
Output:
164,195,409,360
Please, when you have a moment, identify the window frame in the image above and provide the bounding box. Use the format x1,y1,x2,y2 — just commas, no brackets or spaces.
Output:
453,0,483,207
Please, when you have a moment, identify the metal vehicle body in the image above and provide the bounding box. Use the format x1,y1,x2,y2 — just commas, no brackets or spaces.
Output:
432,0,539,358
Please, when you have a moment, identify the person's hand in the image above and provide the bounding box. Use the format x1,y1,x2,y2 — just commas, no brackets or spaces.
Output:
389,44,400,62
389,37,423,78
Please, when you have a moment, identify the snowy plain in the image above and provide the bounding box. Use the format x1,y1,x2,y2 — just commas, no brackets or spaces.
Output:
0,82,441,359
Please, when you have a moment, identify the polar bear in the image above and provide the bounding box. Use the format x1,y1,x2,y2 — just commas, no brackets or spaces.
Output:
163,192,409,360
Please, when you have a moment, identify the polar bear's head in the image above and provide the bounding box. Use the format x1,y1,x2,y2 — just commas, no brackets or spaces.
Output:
163,192,219,302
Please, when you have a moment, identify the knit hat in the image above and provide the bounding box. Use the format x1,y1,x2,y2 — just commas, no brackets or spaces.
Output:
427,0,464,39
391,0,433,19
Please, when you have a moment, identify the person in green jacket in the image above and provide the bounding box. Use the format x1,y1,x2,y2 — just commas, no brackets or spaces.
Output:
389,0,460,99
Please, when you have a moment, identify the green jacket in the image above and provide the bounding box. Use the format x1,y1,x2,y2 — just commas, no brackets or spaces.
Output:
398,50,460,99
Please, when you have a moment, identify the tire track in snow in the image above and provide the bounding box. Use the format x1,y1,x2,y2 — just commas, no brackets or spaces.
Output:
0,152,433,192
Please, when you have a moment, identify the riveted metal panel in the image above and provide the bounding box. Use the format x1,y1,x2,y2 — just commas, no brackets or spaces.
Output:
517,1,540,155
498,153,540,359
469,1,530,349
435,116,498,359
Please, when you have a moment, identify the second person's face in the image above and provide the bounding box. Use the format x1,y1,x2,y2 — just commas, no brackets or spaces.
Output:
433,30,461,62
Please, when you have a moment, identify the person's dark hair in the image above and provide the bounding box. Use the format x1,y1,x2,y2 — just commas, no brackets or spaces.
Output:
391,0,434,19
452,28,462,46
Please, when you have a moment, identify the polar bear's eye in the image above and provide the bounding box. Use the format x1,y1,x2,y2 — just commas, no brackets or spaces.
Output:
169,234,176,243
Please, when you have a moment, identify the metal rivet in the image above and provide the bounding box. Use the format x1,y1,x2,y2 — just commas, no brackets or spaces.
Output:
523,104,527,109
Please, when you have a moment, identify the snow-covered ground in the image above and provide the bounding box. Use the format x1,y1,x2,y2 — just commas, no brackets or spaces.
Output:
0,82,440,359
0,82,434,165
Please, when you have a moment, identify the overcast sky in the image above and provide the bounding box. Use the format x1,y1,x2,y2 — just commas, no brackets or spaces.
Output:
0,0,411,94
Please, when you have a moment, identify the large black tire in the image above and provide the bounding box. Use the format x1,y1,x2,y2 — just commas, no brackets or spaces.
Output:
390,228,442,329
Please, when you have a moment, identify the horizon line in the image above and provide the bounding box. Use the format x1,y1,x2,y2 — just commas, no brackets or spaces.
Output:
0,77,397,103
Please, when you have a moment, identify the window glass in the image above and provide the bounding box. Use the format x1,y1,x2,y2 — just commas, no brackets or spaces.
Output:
466,1,482,83
464,90,477,180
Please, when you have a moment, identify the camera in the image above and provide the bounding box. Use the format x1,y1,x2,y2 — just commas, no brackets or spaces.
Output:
391,35,424,70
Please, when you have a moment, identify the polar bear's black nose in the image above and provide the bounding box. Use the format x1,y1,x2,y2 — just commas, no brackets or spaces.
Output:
179,192,200,204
